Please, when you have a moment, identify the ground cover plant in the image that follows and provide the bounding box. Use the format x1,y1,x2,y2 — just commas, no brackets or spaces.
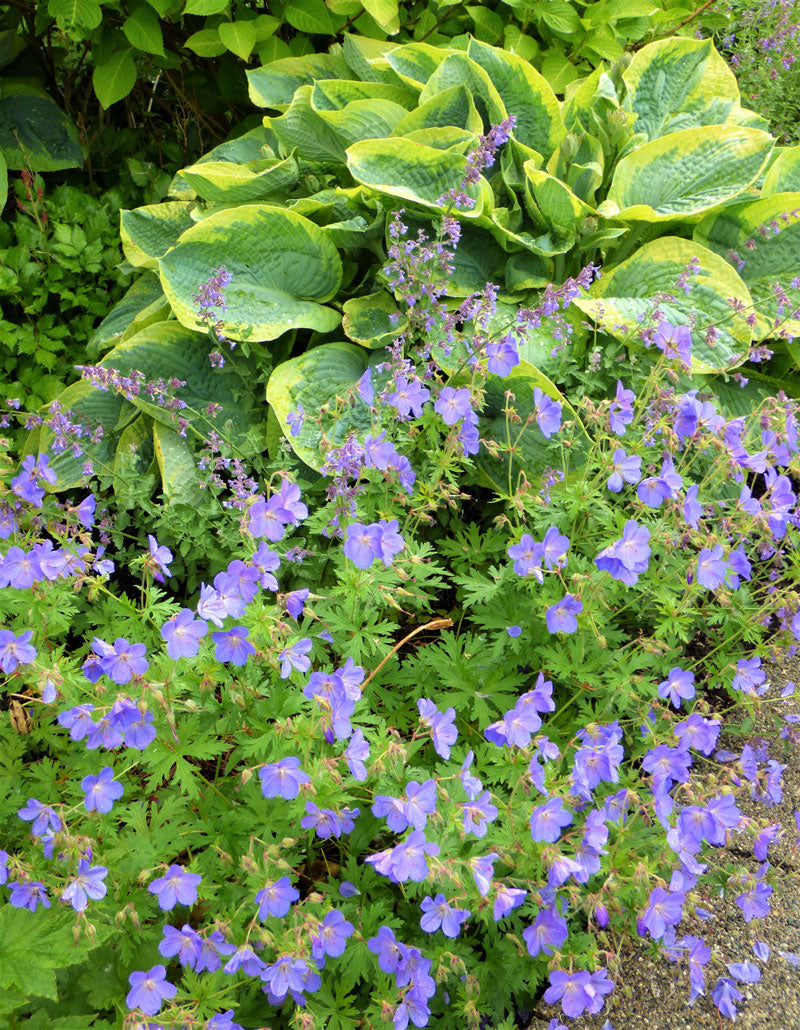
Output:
2,112,800,1029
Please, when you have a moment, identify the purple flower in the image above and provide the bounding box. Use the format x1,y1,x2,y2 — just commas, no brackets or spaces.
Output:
461,791,498,837
389,829,440,882
105,638,148,685
713,977,743,1019
261,954,310,1001
345,728,369,781
609,380,635,435
469,852,497,895
148,865,202,910
0,629,37,672
607,448,641,492
486,334,520,377
18,798,61,837
526,908,567,957
343,522,382,569
640,888,685,939
259,757,310,800
388,376,430,418
1,546,43,589
159,924,203,968
285,588,309,619
310,909,354,958
196,583,228,627
278,637,313,678
420,894,470,937
696,545,729,590
255,876,300,919
368,926,405,974
82,766,124,813
287,407,305,437
161,609,208,660
300,802,342,839
9,880,50,911
545,968,613,1018
434,386,473,425
683,484,702,528
736,881,772,922
253,543,280,591
657,668,695,709
147,535,173,582
533,387,562,438
674,713,720,755
508,533,544,579
126,965,177,1016
541,526,570,570
654,321,692,367
545,594,582,634
212,626,255,666
418,699,458,759
642,744,692,788
493,886,527,921
732,656,766,695
530,797,573,842
61,859,108,912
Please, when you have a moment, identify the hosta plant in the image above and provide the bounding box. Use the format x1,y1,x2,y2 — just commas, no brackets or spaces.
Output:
32,34,800,504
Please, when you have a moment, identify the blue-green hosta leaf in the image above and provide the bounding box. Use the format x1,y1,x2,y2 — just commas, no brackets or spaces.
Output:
604,125,774,222
346,137,492,217
572,236,754,374
196,125,277,164
88,272,166,358
152,420,204,505
342,33,403,84
158,204,343,343
35,381,128,491
467,39,566,159
314,99,408,146
762,146,800,195
402,127,474,151
392,84,483,136
622,37,740,141
99,322,256,441
523,162,595,237
266,342,372,468
417,52,507,129
120,202,196,268
0,82,83,172
342,290,407,348
177,155,299,203
694,193,800,341
247,51,351,108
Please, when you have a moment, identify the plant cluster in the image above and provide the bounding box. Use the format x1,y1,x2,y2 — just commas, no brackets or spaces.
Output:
2,123,800,1027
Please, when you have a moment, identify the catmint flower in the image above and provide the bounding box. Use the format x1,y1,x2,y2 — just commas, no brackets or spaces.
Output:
545,595,582,634
0,629,37,672
533,387,562,438
657,668,696,709
82,766,124,813
212,626,255,666
259,757,310,800
256,876,300,919
420,894,470,937
148,865,202,910
161,609,208,660
126,965,177,1016
61,859,108,912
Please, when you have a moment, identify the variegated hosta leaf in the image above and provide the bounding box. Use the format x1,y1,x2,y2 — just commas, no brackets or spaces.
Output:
87,273,166,358
158,204,343,343
384,41,448,89
120,203,196,269
466,39,566,159
266,342,372,469
417,52,507,130
0,82,83,172
346,137,492,216
694,193,800,340
342,291,407,348
98,322,256,442
762,146,800,195
391,84,482,136
523,162,594,241
177,155,299,204
269,85,349,164
572,237,754,374
246,51,352,109
152,420,204,506
622,37,741,141
313,99,408,147
114,414,157,501
604,125,774,222
311,78,415,111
